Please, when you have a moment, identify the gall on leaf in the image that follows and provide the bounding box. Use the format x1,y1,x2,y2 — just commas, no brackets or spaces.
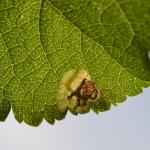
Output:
57,70,101,114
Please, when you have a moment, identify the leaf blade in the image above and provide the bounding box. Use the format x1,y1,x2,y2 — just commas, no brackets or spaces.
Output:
0,0,149,126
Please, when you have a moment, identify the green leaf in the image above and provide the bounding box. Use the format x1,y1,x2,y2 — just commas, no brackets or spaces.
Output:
0,0,150,126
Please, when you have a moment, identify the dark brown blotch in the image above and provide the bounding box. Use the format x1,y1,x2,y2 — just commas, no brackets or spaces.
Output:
67,79,99,106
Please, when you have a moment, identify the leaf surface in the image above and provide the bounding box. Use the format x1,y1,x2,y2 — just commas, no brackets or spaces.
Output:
0,0,150,126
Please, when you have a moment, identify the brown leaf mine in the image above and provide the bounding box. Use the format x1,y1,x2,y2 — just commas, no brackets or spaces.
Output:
57,70,100,114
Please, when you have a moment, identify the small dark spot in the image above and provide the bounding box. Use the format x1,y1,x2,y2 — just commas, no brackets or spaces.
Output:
78,79,98,100
67,79,99,106
90,90,98,100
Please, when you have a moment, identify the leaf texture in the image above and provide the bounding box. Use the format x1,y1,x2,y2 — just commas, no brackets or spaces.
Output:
0,0,150,126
